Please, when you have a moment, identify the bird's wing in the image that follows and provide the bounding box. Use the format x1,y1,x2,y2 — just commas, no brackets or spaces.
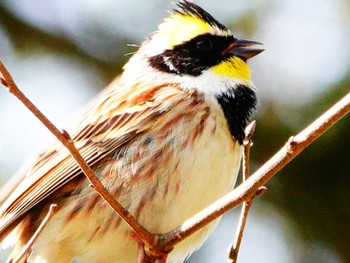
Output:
0,80,200,235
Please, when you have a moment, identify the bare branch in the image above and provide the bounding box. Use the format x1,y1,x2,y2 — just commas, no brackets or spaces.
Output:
242,121,255,181
228,121,256,263
0,61,155,250
12,204,58,263
228,201,253,263
137,244,168,263
158,91,350,251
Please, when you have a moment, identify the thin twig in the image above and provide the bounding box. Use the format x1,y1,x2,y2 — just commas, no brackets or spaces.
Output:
227,122,267,262
158,91,350,252
12,204,58,263
137,244,168,263
228,201,253,263
228,121,256,263
243,121,256,181
0,61,155,250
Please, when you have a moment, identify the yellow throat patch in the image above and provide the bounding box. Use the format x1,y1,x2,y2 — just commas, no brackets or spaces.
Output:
211,57,251,81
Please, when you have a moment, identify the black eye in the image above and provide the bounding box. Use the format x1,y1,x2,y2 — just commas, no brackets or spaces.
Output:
196,38,213,51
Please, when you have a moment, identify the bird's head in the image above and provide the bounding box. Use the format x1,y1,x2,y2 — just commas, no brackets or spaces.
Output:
123,0,264,95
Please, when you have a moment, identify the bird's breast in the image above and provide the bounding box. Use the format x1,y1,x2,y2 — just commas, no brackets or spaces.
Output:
30,96,243,263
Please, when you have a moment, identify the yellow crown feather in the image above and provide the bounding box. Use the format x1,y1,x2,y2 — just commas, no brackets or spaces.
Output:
156,1,230,49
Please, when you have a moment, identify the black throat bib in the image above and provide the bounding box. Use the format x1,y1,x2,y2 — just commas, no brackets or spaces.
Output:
215,85,257,144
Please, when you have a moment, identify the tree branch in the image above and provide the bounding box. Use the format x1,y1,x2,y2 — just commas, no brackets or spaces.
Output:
0,61,155,250
11,204,57,263
157,91,350,251
228,121,263,263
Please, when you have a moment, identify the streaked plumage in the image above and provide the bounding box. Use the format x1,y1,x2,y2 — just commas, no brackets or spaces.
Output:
0,1,262,262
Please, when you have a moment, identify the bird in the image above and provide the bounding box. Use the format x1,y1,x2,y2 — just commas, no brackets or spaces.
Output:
0,1,263,262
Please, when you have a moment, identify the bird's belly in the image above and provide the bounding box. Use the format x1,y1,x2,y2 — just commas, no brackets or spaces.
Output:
150,120,242,263
31,114,242,263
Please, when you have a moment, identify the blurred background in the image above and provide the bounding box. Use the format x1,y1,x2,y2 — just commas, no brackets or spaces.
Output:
0,0,349,262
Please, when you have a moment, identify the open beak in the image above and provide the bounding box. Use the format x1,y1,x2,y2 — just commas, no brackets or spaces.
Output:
222,39,264,60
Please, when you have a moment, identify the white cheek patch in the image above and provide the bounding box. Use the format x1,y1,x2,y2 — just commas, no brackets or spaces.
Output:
163,56,177,72
175,69,254,97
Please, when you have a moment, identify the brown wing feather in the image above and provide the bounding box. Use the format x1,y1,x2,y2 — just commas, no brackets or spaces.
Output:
0,80,194,237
